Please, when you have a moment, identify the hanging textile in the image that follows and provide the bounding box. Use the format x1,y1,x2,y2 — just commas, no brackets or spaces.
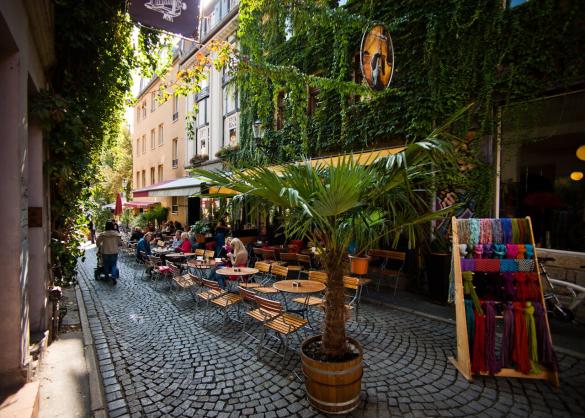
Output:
515,272,529,300
484,301,501,375
463,271,484,315
512,302,531,374
502,272,516,300
502,219,512,244
534,302,559,372
472,311,487,374
464,299,475,351
493,244,506,259
500,302,515,368
524,302,542,374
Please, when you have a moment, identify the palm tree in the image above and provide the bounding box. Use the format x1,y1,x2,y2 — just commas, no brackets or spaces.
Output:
192,135,458,359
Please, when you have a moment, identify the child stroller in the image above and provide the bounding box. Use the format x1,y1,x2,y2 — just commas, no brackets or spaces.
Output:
94,250,116,284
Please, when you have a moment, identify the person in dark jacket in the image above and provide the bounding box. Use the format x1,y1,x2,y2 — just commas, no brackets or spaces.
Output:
136,233,153,261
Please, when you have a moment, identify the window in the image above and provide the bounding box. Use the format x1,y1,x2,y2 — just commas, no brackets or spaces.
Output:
151,92,156,112
136,106,140,123
157,165,163,182
150,167,155,185
197,97,208,126
171,196,179,214
141,170,146,188
136,138,140,156
136,171,140,188
142,135,146,154
172,138,178,168
172,94,179,121
223,83,237,116
158,124,164,145
142,102,146,118
150,129,156,149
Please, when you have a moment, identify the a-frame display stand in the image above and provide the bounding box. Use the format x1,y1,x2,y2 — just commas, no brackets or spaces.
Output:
448,216,560,386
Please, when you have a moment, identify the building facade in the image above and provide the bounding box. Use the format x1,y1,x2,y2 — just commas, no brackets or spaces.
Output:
0,0,53,391
131,0,240,228
131,54,191,224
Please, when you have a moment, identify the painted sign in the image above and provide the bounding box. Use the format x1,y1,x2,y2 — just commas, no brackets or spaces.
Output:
360,24,395,91
129,0,200,38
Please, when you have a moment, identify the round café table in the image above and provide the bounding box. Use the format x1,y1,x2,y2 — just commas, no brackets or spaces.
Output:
216,267,259,289
187,259,218,278
273,280,325,328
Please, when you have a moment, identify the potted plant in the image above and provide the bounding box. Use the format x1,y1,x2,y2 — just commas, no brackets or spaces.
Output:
192,136,457,413
347,211,384,275
190,220,210,243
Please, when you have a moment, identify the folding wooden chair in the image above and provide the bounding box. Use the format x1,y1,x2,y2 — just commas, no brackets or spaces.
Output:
342,275,370,321
297,254,312,278
204,249,215,259
261,248,276,262
367,249,406,294
252,262,278,294
292,271,328,306
279,253,302,278
195,248,205,256
255,295,307,359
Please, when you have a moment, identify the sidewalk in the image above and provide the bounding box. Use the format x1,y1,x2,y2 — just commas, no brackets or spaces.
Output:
37,286,106,418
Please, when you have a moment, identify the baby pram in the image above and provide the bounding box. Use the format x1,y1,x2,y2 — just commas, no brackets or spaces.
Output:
94,250,116,284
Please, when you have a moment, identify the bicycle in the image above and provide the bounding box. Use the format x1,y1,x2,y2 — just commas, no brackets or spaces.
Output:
538,257,585,322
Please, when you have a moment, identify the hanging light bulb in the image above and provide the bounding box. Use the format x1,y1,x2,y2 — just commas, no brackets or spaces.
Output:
570,171,584,181
576,145,585,161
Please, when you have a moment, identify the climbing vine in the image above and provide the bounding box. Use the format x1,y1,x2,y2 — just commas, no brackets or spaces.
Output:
31,0,170,284
230,0,585,215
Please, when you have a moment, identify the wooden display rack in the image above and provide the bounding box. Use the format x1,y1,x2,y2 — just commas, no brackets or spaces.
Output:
448,216,560,386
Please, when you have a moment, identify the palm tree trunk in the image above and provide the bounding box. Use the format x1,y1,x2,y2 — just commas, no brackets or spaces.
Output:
321,255,347,358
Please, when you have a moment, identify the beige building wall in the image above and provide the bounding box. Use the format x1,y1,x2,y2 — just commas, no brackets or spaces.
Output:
132,57,189,224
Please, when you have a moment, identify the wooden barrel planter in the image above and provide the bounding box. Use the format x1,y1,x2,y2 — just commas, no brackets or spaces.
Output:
301,336,363,415
349,255,369,275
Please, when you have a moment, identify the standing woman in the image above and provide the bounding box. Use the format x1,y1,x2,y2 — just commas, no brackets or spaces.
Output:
214,218,229,258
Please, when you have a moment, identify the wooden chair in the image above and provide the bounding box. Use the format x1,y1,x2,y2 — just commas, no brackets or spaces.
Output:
261,248,276,262
253,262,278,294
197,279,240,322
167,262,184,294
271,264,289,281
142,255,162,281
255,295,307,359
195,248,205,256
342,275,371,321
292,271,328,306
238,286,274,342
367,249,406,294
279,253,302,278
204,249,215,259
297,254,312,277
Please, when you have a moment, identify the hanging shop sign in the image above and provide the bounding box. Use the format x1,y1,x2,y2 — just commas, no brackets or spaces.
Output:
360,24,395,91
128,0,200,38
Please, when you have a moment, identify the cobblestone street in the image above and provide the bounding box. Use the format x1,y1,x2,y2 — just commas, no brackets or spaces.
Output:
77,248,585,417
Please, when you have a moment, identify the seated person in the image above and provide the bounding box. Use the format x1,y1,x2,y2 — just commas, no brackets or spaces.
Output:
130,227,143,242
136,232,153,261
217,236,233,260
210,238,248,288
175,232,192,253
171,230,182,248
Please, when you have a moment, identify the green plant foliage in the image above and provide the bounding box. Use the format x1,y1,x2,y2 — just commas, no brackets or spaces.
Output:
233,0,585,217
31,0,168,284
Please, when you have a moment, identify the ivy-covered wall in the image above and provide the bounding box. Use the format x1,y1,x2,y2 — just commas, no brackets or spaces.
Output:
231,0,585,216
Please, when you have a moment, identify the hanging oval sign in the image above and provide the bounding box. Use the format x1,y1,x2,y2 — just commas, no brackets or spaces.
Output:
360,24,395,91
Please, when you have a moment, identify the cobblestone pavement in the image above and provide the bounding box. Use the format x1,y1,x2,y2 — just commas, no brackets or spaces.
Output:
78,248,585,417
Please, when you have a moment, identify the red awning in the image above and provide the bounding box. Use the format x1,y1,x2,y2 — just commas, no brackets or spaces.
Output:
124,201,159,208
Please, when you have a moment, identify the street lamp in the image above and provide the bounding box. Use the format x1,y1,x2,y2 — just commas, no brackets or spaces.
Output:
252,119,265,140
